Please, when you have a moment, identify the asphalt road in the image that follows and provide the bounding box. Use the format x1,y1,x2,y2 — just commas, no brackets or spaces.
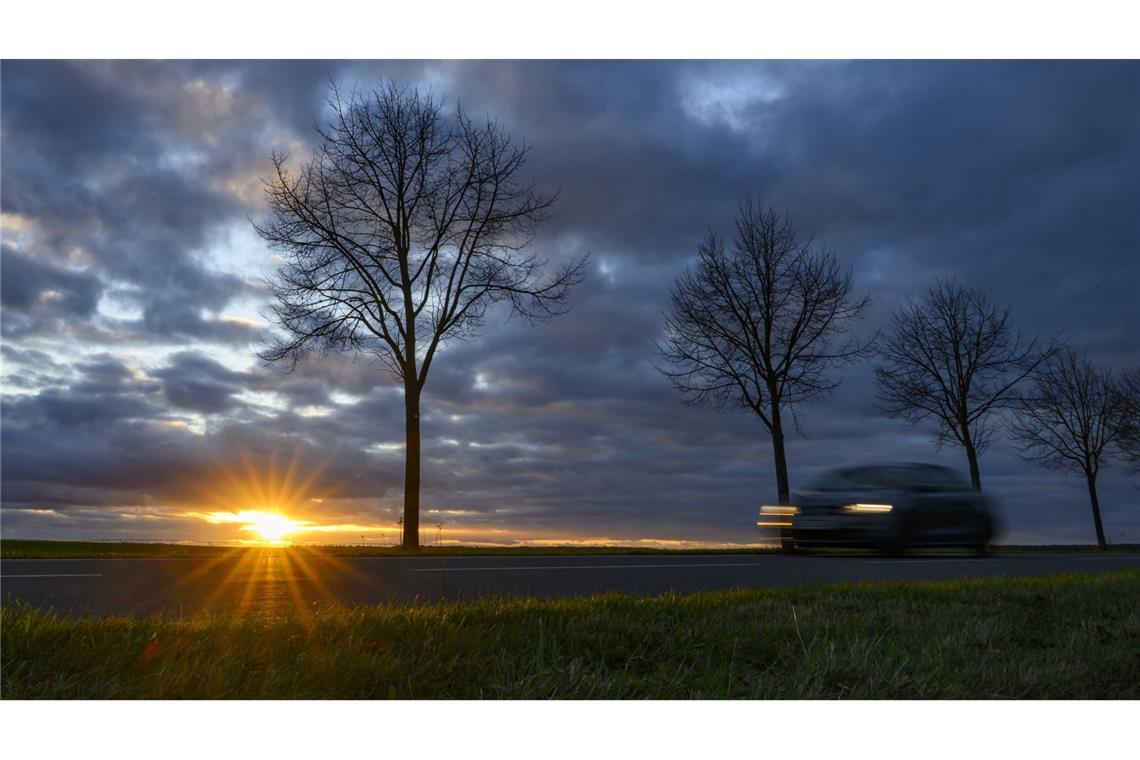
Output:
2,552,1138,617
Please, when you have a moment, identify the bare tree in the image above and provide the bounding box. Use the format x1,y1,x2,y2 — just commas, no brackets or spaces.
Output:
1115,365,1140,473
1009,350,1124,550
256,81,585,549
656,199,872,504
875,280,1054,491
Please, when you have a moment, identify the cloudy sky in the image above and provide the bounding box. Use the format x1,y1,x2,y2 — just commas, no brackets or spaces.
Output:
2,60,1137,546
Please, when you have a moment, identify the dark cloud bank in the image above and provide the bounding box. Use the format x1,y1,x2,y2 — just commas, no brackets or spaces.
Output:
2,60,1137,544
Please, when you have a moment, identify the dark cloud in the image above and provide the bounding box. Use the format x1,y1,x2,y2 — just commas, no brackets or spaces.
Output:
0,245,101,321
2,61,1137,544
0,367,397,517
1,60,271,349
151,351,248,413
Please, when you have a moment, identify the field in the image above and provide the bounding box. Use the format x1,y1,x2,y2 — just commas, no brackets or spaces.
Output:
3,538,1137,559
0,539,780,560
3,570,1137,699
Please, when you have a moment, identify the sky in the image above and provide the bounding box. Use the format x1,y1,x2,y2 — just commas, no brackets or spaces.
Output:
1,60,1137,546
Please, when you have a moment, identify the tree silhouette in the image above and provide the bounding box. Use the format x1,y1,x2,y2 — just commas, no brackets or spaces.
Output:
1115,366,1140,474
1009,350,1124,550
256,81,585,549
656,199,871,503
875,280,1054,491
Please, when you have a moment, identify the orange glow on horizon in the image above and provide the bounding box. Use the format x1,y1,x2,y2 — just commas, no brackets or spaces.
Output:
241,511,305,543
173,448,783,548
183,444,367,545
200,510,309,544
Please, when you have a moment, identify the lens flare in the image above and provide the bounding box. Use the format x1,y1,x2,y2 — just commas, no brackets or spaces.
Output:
242,512,304,542
200,510,308,544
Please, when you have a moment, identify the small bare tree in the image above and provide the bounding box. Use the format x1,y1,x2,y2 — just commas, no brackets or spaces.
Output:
256,81,585,549
656,199,872,504
1115,366,1140,473
875,280,1053,491
1009,350,1123,550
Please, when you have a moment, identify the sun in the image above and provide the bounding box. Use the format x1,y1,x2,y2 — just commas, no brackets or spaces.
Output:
239,511,305,543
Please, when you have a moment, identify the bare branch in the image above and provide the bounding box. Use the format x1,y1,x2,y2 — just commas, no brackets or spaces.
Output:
1111,365,1140,474
654,198,873,501
874,279,1056,489
255,80,585,390
1009,349,1120,474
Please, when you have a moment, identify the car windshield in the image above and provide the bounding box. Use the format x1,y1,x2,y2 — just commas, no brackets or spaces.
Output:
811,465,968,491
912,465,970,490
812,467,892,490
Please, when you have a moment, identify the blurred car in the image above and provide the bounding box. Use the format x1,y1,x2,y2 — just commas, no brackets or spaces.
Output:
756,463,995,555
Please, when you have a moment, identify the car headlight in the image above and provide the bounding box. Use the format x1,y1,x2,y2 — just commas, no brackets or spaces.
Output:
757,505,798,528
842,503,893,514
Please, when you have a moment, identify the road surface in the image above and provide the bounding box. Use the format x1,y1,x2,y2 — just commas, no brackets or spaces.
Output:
2,552,1137,617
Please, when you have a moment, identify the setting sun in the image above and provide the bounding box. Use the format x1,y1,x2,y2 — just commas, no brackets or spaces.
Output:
243,512,303,542
199,510,309,544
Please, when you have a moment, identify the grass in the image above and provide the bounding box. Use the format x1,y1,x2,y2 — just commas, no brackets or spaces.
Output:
3,538,1137,559
3,571,1137,699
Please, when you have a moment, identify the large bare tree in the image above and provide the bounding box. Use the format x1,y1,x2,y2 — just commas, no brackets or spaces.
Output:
656,199,872,504
1009,350,1124,550
875,280,1053,491
256,82,584,548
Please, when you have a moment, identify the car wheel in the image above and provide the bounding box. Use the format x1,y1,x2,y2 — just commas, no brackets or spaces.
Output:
881,519,912,557
780,529,798,553
972,514,993,557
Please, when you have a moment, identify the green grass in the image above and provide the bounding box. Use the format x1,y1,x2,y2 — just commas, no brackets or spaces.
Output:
4,538,1136,559
3,571,1137,699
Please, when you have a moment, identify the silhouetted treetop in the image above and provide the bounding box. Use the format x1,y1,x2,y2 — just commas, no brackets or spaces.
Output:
656,198,872,502
875,279,1055,490
256,81,584,386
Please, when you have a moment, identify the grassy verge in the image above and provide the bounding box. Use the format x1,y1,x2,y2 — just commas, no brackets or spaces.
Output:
4,538,1137,559
3,571,1137,698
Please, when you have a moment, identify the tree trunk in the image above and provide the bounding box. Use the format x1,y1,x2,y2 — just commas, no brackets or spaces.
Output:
962,429,982,491
770,400,791,504
402,385,421,550
1086,473,1107,551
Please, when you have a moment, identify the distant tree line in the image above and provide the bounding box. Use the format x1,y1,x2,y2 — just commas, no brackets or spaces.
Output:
657,197,1138,551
